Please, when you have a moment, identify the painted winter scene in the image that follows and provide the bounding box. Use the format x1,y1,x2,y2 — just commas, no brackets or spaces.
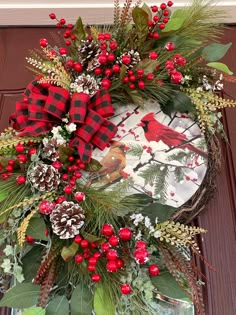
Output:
91,101,208,208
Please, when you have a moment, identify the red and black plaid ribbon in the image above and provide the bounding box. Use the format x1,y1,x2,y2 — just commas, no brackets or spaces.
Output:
10,80,118,163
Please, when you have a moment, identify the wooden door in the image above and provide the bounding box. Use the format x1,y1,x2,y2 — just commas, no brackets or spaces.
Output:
0,26,236,315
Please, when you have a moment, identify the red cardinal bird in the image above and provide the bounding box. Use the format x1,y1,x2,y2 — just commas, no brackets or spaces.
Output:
139,112,207,158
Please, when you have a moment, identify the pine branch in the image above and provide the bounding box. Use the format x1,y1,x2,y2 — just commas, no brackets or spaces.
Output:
114,0,120,27
154,166,169,202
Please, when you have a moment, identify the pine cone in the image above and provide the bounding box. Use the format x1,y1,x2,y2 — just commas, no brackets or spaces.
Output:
42,138,59,161
119,50,141,69
72,74,99,96
78,39,100,67
50,201,85,239
29,163,60,192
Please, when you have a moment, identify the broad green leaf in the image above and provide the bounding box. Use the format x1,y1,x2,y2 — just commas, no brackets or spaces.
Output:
142,202,177,223
71,283,93,315
207,62,233,75
46,295,69,315
73,17,86,43
81,231,104,244
22,245,44,281
162,90,195,117
84,158,102,172
162,9,187,32
0,283,40,308
141,3,152,19
152,270,189,301
61,242,79,262
22,307,45,315
132,7,149,43
26,217,48,241
202,42,232,62
0,189,7,202
93,285,116,315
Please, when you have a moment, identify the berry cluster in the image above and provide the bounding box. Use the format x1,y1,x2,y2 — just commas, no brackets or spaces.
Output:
165,53,187,84
72,224,160,295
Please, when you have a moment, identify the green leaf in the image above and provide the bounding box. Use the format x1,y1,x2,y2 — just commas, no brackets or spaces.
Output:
46,295,69,315
22,245,44,281
71,283,93,315
152,270,188,300
93,285,116,315
202,42,232,62
0,189,7,202
142,202,177,223
22,307,45,315
0,283,40,308
61,242,79,262
73,17,86,44
132,7,149,43
162,91,195,117
207,62,233,75
84,158,102,172
162,9,187,32
141,3,152,19
26,217,48,241
81,231,105,244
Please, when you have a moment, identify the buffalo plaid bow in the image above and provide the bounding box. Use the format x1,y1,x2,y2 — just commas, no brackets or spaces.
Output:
10,80,118,163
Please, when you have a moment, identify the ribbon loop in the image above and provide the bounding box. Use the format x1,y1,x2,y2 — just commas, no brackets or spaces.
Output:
44,86,70,120
70,92,90,123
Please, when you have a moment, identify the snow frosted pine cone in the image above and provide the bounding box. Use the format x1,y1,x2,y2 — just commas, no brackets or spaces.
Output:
50,201,85,239
42,138,59,161
29,163,60,192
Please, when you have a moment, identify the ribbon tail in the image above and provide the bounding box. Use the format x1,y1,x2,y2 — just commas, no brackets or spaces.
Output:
91,120,118,150
69,137,93,164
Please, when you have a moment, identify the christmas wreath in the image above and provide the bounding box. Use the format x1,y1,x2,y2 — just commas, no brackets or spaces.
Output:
0,1,235,314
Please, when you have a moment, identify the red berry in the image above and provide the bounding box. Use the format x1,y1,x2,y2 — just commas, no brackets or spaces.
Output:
171,71,183,84
153,16,159,22
17,154,27,163
81,239,89,248
67,23,73,29
94,67,102,75
39,38,48,47
74,171,82,179
147,72,154,81
74,62,83,72
129,75,136,82
39,200,55,215
185,175,191,181
149,264,160,276
149,52,158,60
78,163,85,170
56,196,67,204
116,258,124,269
74,192,85,202
45,229,49,237
106,249,118,261
163,9,169,16
71,34,76,40
101,242,110,252
122,55,131,65
1,173,9,180
159,23,166,29
151,5,158,12
62,174,69,181
28,148,37,155
105,68,113,77
75,254,83,263
119,227,132,241
109,41,118,50
52,161,62,169
165,60,175,70
106,261,117,272
64,30,71,38
64,185,74,194
16,175,26,185
98,54,107,65
74,235,82,244
60,18,66,25
109,235,119,247
165,42,175,51
153,32,159,39
129,83,135,89
112,64,120,73
65,40,71,46
59,47,67,55
89,257,97,265
104,33,111,40
120,284,132,295
26,235,35,243
160,3,167,10
100,42,107,50
8,160,14,166
101,224,114,237
49,13,56,19
135,241,147,249
148,20,155,27
137,69,144,77
134,248,149,264
138,81,145,90
93,252,101,259
88,264,96,272
107,53,115,62
98,33,105,41
167,1,173,7
91,274,101,282
6,165,13,172
101,78,111,89
15,143,25,153
163,18,169,24
123,76,129,83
